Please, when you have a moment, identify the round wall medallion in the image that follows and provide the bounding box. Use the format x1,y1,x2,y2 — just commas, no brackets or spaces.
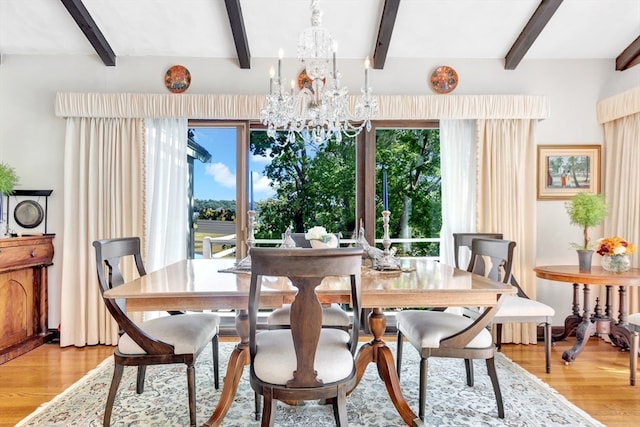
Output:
164,65,191,93
14,200,44,229
429,65,459,94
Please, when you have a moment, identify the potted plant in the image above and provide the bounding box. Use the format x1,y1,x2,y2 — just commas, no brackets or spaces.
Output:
565,192,608,271
0,162,19,236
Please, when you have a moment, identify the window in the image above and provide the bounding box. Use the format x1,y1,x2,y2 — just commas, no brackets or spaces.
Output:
188,121,441,259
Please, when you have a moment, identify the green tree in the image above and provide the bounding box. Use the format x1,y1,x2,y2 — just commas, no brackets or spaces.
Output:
250,128,441,256
250,131,356,237
376,129,441,256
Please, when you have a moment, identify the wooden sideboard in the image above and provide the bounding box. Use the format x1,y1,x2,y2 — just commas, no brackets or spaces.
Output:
0,235,55,364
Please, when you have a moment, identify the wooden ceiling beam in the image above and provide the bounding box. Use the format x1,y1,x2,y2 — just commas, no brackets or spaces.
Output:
504,0,563,70
616,35,640,71
224,0,251,69
59,0,116,66
372,0,401,70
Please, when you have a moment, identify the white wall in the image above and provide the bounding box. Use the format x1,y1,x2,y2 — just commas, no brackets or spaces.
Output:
0,54,638,328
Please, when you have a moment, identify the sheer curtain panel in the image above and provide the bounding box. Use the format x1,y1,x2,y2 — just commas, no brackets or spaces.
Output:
439,119,477,267
144,118,189,272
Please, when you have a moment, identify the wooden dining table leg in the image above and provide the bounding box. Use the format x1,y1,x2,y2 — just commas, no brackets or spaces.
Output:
353,308,423,427
202,309,251,427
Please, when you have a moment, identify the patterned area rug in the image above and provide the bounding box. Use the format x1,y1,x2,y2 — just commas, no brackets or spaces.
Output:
17,342,603,427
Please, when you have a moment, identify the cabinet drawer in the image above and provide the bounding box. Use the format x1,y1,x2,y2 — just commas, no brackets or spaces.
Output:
0,238,54,271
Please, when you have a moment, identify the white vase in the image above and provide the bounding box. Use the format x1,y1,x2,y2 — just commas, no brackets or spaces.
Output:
310,235,338,248
601,254,631,273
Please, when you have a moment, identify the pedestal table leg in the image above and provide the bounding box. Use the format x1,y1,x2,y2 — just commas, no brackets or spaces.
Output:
203,309,250,427
562,284,596,363
353,308,422,427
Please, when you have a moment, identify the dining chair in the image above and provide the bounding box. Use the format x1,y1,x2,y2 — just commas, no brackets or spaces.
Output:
453,233,554,373
248,247,363,426
628,313,640,385
268,232,350,330
93,237,220,427
395,238,508,420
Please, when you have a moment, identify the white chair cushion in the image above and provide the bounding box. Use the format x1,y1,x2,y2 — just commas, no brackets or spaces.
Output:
396,310,493,349
267,303,350,327
629,313,640,327
493,295,555,323
118,312,220,355
254,328,353,385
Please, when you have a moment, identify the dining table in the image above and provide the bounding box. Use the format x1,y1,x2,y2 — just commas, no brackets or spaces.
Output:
104,256,515,427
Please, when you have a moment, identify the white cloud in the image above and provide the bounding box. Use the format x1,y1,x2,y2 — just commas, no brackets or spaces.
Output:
205,162,235,188
252,171,277,197
251,150,272,164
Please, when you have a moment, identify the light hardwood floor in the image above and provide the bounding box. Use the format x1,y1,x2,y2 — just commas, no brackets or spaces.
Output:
1,336,638,426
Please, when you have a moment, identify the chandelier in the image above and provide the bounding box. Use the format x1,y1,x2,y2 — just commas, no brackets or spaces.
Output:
261,0,378,144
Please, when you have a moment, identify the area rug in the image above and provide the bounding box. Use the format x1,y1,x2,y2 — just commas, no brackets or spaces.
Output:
17,342,603,427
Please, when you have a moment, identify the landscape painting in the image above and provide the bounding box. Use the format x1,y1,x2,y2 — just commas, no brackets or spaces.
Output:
537,145,601,200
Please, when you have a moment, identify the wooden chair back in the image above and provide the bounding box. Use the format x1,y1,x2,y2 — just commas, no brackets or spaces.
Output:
93,237,173,355
467,238,516,285
248,247,363,387
452,232,503,269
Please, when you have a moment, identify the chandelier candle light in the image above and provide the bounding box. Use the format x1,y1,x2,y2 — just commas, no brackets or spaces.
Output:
261,0,378,144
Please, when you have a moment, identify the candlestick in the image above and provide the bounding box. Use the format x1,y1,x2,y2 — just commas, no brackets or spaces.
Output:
364,56,370,91
250,172,254,210
332,42,338,82
277,48,283,81
269,66,274,94
376,210,400,270
383,169,388,210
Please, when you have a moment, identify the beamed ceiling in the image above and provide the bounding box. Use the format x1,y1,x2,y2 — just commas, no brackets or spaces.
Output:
0,0,638,71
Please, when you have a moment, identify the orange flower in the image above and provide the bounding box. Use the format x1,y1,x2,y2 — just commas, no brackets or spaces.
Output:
596,236,636,256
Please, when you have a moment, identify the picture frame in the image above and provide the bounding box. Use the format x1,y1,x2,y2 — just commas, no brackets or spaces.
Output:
537,145,601,200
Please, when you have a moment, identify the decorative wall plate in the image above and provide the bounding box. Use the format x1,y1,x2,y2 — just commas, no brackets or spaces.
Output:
14,200,44,228
164,65,191,93
297,69,325,92
429,65,458,94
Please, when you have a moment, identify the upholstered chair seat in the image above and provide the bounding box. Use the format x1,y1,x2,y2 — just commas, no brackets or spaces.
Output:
397,311,494,350
253,328,353,385
118,313,220,355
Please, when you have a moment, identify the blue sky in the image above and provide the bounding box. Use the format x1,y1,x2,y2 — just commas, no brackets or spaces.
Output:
191,127,275,202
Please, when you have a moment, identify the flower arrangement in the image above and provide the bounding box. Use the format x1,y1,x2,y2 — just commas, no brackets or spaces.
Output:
304,226,339,248
596,236,635,273
596,237,636,256
305,226,331,243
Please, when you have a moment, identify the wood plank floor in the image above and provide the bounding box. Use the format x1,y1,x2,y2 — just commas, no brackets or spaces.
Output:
0,336,638,426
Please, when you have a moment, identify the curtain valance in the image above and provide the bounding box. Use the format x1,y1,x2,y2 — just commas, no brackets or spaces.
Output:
55,93,549,120
596,87,640,124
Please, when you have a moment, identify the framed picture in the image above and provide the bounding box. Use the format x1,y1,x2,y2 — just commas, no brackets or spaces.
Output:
537,145,601,200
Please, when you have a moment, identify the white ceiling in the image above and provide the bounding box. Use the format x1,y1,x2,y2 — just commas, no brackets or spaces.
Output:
0,0,638,66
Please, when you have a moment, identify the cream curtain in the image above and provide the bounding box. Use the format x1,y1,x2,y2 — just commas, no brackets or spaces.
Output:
439,119,477,267
59,117,146,347
476,119,538,345
597,88,640,317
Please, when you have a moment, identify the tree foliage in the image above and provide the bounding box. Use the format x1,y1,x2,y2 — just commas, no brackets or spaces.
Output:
249,129,441,256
